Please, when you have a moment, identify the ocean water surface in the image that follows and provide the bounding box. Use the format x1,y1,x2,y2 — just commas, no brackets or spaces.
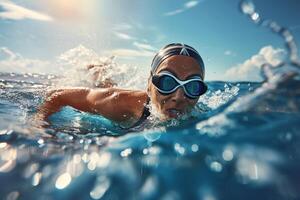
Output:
0,1,300,200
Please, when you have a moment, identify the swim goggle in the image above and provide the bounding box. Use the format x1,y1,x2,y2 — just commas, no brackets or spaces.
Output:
151,71,207,99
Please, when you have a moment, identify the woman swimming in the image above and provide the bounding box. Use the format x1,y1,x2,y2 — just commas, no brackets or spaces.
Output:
37,43,207,127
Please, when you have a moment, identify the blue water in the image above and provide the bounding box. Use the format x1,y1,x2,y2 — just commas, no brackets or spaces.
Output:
0,70,300,200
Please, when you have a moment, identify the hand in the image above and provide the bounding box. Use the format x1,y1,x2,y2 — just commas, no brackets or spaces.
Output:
30,113,51,129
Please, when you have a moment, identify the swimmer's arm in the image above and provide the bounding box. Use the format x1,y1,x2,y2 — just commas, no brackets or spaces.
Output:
86,89,146,122
36,88,91,122
37,88,144,123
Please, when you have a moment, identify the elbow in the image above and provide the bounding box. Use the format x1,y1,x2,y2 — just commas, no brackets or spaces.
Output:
45,90,66,106
39,91,65,116
36,89,73,125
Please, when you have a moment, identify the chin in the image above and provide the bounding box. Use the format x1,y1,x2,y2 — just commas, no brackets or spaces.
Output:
162,109,183,119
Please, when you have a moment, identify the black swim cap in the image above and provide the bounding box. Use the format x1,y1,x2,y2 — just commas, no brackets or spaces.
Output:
151,43,205,79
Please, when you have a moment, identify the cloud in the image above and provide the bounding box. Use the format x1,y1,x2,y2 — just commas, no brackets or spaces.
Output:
111,22,166,45
224,50,236,56
0,45,105,75
106,49,155,59
164,0,199,16
225,45,286,81
0,46,55,74
133,42,156,51
164,9,184,16
0,1,53,21
111,27,157,59
113,23,133,31
185,1,199,8
114,32,135,40
0,45,154,77
0,47,20,60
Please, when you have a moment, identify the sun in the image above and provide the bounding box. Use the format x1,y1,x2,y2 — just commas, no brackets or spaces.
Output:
44,0,97,21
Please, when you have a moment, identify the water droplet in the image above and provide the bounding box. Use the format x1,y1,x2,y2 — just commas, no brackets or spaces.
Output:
32,172,42,186
90,176,110,199
222,149,234,161
87,161,97,171
23,163,39,178
210,161,223,172
82,153,89,163
191,144,199,152
87,152,100,171
148,146,161,155
120,148,132,157
174,143,185,155
6,191,19,200
55,172,72,189
97,152,111,168
73,154,82,164
241,1,255,15
143,148,149,155
37,139,44,145
270,21,281,33
140,176,158,197
251,12,260,23
0,148,17,173
0,160,16,173
0,142,7,148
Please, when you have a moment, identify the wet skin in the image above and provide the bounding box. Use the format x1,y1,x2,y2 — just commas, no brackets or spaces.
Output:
148,55,203,119
37,55,204,125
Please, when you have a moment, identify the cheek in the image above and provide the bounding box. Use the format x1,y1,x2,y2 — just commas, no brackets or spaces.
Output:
149,86,167,109
186,98,198,109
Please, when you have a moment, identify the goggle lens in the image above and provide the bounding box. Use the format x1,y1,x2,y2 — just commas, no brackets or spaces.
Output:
185,81,206,96
159,75,177,91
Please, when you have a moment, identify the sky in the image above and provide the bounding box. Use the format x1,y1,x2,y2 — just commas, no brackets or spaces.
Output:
0,0,299,81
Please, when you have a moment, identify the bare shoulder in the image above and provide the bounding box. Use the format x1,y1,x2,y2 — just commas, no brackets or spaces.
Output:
87,88,147,103
46,87,90,98
87,88,148,121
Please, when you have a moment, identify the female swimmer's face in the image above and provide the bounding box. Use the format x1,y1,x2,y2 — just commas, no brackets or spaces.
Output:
148,55,204,119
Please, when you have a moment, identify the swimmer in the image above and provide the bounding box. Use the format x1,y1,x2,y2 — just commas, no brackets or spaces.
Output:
37,43,207,127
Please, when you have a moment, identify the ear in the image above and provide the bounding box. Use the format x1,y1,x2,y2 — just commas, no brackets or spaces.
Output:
147,76,151,94
147,84,151,95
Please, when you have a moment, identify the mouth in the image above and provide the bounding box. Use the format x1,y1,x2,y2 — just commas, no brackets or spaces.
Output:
165,108,183,118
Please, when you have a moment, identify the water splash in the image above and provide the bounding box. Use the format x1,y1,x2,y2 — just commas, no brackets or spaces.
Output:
199,83,240,109
54,45,148,90
195,1,300,137
240,0,300,80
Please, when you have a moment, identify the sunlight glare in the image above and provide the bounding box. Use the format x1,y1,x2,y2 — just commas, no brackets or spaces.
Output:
45,0,97,21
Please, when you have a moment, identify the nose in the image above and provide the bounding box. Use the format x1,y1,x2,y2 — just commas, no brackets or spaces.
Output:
171,86,186,102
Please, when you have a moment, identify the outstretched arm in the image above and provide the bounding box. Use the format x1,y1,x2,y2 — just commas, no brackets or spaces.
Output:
36,87,148,124
37,88,91,122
